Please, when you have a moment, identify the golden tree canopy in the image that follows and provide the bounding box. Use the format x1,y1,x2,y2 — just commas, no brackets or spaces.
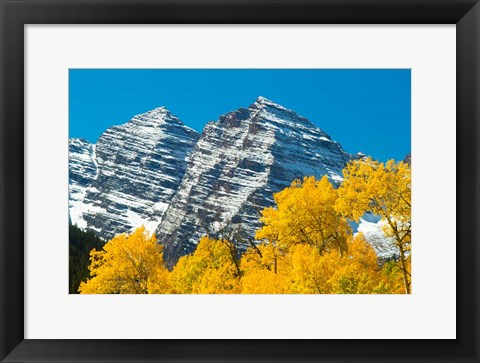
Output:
255,176,351,255
79,226,169,294
336,158,411,225
240,242,291,294
169,236,241,294
336,157,411,293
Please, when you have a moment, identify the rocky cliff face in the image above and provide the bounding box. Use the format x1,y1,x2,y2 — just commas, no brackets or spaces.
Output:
69,138,98,225
69,107,200,239
155,97,352,265
69,97,362,265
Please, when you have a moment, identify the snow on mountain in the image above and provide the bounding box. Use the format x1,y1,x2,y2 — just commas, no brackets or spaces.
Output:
69,107,200,239
69,138,98,227
69,97,405,266
155,96,352,265
351,152,412,259
351,212,399,259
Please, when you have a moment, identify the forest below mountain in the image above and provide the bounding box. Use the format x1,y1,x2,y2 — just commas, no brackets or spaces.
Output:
69,225,104,294
70,157,411,294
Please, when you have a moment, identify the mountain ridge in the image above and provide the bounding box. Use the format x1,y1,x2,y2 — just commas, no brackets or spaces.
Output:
151,97,352,265
69,97,396,265
69,106,200,239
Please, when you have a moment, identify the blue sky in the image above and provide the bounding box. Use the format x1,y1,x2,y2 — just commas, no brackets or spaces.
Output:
69,69,410,161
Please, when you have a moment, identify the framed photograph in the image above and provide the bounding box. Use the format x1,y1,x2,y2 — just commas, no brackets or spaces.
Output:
1,0,478,362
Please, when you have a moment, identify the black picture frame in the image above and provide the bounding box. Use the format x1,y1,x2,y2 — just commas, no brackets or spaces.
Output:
1,1,479,362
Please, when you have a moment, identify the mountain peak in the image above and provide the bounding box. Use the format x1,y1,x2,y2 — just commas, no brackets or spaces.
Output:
70,98,353,265
130,106,185,128
248,96,324,132
154,105,170,113
255,96,274,104
253,96,288,111
71,103,200,240
141,105,169,117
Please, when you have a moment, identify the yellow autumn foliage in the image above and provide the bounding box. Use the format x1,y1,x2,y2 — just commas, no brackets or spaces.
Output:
169,236,241,294
256,176,351,255
336,158,411,293
240,243,291,294
77,158,410,294
240,233,403,294
79,226,170,294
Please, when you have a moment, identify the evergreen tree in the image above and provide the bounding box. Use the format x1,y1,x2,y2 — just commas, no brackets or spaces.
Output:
69,225,105,294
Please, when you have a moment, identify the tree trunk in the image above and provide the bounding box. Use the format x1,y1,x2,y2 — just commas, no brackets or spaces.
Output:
397,243,410,294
